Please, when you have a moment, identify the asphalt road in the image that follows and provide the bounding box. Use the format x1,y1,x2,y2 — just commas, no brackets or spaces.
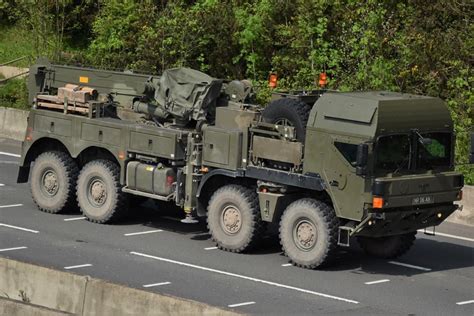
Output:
1,137,473,315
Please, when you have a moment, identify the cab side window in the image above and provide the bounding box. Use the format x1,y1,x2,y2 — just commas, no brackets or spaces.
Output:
334,142,358,166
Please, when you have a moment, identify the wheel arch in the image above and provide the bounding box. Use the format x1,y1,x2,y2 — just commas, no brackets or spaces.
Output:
196,170,255,217
18,137,73,183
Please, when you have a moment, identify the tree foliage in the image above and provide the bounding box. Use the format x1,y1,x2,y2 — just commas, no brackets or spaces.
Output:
1,0,472,181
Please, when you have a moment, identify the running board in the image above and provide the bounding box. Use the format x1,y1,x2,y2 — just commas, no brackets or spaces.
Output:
122,187,174,201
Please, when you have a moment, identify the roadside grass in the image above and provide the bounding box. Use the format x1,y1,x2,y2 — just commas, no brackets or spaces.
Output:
0,25,35,66
0,25,31,109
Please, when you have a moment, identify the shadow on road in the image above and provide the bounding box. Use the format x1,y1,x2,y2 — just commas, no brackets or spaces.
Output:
58,198,474,276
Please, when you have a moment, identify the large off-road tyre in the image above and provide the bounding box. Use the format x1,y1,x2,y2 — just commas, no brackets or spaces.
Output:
30,151,79,214
262,98,312,142
77,160,127,224
357,232,417,259
207,184,265,252
279,199,339,269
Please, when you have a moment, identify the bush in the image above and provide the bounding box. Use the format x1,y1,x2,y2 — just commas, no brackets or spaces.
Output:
0,78,29,110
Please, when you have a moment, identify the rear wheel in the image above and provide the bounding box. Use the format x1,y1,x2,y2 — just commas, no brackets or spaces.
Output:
77,160,127,223
207,184,265,252
279,199,339,269
30,151,79,214
357,232,416,259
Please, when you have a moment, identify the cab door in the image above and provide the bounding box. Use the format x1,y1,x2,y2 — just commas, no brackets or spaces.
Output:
321,137,367,221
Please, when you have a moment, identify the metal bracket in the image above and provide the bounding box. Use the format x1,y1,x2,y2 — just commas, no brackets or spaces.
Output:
338,227,352,247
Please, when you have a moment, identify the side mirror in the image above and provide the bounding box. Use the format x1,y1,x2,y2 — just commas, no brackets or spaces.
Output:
356,143,369,176
356,143,369,167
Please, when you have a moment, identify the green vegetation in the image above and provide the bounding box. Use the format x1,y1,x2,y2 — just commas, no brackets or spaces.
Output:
0,0,472,182
0,78,29,110
0,26,35,67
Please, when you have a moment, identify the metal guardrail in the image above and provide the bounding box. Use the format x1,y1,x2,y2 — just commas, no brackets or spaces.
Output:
0,56,30,85
0,56,29,67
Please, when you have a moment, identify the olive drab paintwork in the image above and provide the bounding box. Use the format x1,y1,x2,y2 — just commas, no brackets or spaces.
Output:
18,60,464,242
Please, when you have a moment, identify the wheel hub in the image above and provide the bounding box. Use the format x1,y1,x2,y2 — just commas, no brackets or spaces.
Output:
295,220,317,250
222,205,242,234
42,170,58,196
90,179,107,206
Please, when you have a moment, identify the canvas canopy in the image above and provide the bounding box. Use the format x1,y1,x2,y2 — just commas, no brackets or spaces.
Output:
154,68,223,122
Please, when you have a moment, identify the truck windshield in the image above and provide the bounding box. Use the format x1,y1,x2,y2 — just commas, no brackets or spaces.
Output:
417,132,451,168
375,132,452,173
375,134,411,172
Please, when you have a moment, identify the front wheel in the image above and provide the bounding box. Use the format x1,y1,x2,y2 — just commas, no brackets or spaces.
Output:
207,184,265,252
279,199,339,269
357,232,416,259
77,160,127,223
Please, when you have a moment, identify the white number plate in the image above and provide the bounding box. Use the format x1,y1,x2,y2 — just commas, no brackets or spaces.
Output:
412,196,434,205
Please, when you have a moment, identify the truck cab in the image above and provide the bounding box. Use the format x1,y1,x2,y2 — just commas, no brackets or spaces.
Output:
302,92,463,238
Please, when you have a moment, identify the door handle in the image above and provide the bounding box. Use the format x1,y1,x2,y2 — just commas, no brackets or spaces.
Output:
329,180,339,187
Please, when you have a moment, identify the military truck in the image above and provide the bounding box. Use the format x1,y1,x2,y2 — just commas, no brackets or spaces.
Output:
16,60,464,269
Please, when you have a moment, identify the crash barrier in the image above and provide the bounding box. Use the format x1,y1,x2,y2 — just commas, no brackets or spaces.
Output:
0,258,237,316
451,185,474,226
0,107,28,140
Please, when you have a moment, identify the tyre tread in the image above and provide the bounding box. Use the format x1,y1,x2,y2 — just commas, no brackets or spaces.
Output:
77,159,127,224
207,184,265,253
31,151,79,214
279,198,339,269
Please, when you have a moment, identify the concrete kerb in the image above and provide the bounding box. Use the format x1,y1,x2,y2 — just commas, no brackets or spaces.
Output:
449,185,474,226
0,258,238,316
0,107,28,141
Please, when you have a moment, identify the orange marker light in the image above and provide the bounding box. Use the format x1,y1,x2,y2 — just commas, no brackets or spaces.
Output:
118,151,126,160
268,73,278,89
372,196,384,209
318,72,327,87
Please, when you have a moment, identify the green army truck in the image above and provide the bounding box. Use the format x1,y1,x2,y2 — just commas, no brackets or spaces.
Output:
17,60,464,269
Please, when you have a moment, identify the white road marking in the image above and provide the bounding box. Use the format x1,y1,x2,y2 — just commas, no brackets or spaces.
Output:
0,183,4,186
0,246,27,252
0,204,23,209
64,217,86,221
64,264,92,270
456,300,474,305
131,251,359,304
389,261,431,271
228,301,256,308
365,279,390,285
281,263,292,267
143,282,171,288
0,151,20,158
124,229,163,236
0,160,18,165
204,246,218,250
0,223,39,233
418,229,474,243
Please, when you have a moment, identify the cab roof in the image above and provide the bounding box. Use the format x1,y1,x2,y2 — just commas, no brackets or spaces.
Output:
308,91,452,139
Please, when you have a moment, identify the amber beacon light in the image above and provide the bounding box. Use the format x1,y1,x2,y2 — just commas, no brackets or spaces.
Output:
268,73,278,89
